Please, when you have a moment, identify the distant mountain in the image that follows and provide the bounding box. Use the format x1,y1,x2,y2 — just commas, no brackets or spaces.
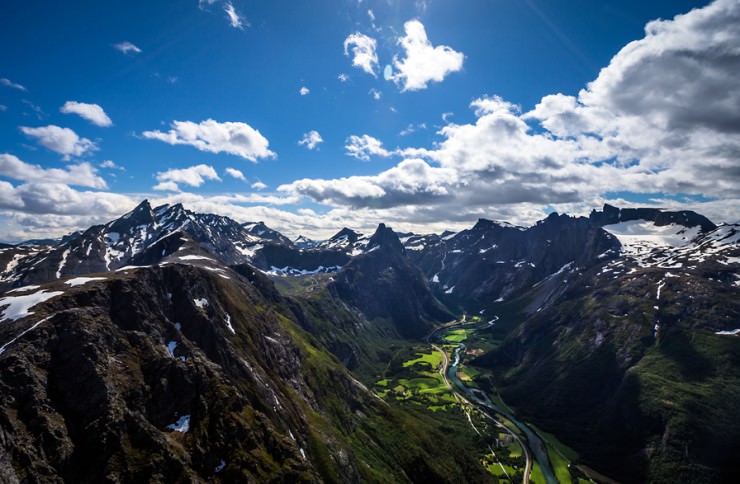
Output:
471,213,740,482
242,221,294,247
329,224,453,339
293,235,317,249
1,199,738,482
316,227,369,255
406,213,619,312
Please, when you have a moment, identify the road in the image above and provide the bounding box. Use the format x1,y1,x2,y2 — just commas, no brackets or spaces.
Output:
427,318,557,484
432,341,533,483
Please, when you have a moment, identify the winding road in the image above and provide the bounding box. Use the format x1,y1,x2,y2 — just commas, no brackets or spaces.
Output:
426,319,556,484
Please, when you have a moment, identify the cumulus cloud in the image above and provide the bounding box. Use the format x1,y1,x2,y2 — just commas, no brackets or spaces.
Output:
275,1,740,226
298,130,323,150
299,86,310,96
19,125,96,160
142,119,275,161
0,154,106,189
344,33,379,77
338,73,349,82
224,2,248,29
100,160,124,171
153,164,221,191
251,181,267,190
392,20,464,91
279,158,456,208
345,134,391,161
112,41,142,55
225,167,246,180
523,0,740,197
60,101,113,127
0,78,27,92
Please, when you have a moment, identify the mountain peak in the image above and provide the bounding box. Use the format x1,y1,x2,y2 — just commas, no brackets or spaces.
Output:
330,227,360,242
367,223,404,253
589,204,716,232
109,199,155,233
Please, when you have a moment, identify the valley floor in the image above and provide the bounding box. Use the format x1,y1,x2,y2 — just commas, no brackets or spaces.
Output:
370,314,605,484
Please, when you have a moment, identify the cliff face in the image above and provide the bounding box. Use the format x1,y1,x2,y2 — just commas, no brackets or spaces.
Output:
0,261,489,483
329,224,453,339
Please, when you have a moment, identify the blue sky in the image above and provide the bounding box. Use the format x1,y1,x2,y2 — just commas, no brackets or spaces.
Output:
0,0,737,241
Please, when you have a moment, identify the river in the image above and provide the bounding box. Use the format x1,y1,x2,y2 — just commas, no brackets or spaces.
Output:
431,320,558,484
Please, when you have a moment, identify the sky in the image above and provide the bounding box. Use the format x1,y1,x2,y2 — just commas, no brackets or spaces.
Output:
0,0,738,241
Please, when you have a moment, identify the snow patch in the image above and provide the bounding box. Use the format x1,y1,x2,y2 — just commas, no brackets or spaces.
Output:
6,284,41,294
166,340,177,358
167,415,190,433
56,248,70,279
65,277,106,287
656,280,665,300
178,254,216,262
224,314,235,334
0,290,64,321
193,298,208,308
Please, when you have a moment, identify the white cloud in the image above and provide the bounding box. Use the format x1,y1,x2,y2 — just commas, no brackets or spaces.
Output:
0,78,27,92
224,2,246,29
392,20,464,91
19,125,96,160
112,41,142,55
523,0,740,198
345,134,391,161
298,130,323,150
270,0,740,226
152,181,180,192
100,160,124,171
279,158,456,208
60,101,113,127
299,86,310,96
154,164,221,191
369,88,382,100
0,154,106,189
400,122,427,136
198,0,217,9
251,181,267,190
338,73,349,82
225,167,246,180
142,119,275,162
343,33,379,77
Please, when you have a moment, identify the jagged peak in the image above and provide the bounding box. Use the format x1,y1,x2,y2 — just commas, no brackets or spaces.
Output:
330,227,360,241
589,204,716,232
472,218,525,231
367,223,404,253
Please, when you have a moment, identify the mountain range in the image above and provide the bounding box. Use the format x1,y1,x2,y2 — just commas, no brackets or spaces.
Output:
0,200,738,483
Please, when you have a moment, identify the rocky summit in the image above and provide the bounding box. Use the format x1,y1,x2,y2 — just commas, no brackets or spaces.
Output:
0,202,738,483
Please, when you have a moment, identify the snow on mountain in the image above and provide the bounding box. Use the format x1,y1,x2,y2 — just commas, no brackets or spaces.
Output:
602,220,739,269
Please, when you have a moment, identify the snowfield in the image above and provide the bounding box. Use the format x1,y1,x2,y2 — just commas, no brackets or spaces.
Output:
0,290,64,322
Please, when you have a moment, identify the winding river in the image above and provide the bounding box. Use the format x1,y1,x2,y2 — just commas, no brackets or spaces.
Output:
430,320,558,484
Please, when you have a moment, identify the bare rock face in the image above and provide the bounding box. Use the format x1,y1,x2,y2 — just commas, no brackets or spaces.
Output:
0,262,490,483
330,224,453,339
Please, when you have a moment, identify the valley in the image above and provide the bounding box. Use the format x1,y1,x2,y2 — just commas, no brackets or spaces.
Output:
364,311,588,484
0,201,738,482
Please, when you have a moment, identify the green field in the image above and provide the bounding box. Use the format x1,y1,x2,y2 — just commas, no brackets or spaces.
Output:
444,328,472,343
402,350,443,370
